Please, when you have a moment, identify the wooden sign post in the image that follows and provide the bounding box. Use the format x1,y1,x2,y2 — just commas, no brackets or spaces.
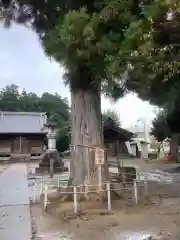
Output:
95,147,105,191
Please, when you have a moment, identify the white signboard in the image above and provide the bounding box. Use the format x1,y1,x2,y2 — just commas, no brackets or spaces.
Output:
125,141,133,155
95,148,105,165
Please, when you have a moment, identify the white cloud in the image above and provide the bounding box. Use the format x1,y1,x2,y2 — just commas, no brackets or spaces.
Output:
101,93,156,128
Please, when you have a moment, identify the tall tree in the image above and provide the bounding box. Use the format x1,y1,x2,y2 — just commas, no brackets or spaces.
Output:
151,107,180,162
42,1,173,187
151,111,170,143
42,5,142,186
0,0,177,185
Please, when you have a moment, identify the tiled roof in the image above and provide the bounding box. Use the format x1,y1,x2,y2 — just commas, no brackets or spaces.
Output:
0,112,47,134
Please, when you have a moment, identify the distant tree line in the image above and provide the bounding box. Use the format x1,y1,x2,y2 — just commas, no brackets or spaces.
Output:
0,84,70,152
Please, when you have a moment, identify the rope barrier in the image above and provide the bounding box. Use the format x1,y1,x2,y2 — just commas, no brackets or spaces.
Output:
69,144,108,151
31,168,178,214
42,181,141,213
31,171,157,212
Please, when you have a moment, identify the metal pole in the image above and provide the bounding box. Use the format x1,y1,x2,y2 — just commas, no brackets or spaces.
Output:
107,182,111,211
98,164,102,191
44,184,48,211
73,186,78,214
133,179,138,204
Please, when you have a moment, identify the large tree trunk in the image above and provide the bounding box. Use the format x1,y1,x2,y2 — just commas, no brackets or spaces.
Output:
70,88,109,186
169,134,180,162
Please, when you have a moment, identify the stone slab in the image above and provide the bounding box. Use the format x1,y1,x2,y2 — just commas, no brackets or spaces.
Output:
0,205,32,240
0,164,29,206
0,164,32,240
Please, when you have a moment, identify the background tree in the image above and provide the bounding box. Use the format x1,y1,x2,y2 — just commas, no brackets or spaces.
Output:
56,126,70,153
102,108,120,125
0,84,70,152
151,107,180,162
103,2,180,161
151,111,170,143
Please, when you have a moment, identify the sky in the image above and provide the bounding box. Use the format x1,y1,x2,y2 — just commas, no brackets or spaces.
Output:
0,23,156,128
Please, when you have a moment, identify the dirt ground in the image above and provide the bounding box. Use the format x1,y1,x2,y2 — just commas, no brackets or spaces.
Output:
31,196,180,240
29,160,180,240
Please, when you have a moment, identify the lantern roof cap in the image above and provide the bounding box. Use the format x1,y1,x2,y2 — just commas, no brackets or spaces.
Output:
44,119,57,128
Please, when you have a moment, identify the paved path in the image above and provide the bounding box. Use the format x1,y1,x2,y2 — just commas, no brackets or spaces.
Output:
0,164,32,240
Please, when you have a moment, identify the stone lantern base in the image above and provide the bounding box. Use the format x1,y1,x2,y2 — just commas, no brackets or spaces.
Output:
35,149,68,174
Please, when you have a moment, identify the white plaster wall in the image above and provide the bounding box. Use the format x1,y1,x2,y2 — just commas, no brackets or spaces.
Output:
131,145,137,156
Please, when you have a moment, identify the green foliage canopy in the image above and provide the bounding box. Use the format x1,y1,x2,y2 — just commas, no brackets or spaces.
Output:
1,0,179,103
151,110,170,142
102,108,120,125
2,1,180,139
151,103,180,142
42,1,172,97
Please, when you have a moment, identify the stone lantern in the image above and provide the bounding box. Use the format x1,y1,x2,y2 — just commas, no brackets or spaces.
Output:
43,121,57,151
35,120,68,176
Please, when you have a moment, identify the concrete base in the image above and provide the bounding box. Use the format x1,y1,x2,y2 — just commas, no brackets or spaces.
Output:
35,150,67,174
35,166,68,173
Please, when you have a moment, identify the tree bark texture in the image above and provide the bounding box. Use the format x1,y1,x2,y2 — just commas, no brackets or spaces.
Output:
169,133,180,162
70,89,109,186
